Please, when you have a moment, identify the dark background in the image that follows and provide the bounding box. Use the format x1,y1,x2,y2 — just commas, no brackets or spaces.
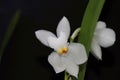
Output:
0,0,120,80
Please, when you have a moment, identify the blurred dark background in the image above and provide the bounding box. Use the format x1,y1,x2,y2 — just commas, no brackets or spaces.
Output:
0,0,120,80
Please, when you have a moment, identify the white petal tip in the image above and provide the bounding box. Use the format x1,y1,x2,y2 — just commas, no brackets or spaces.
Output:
62,16,67,20
91,39,102,60
35,30,57,46
96,21,106,30
35,30,43,40
70,73,78,78
99,57,102,60
96,52,102,60
60,16,69,25
92,50,102,60
54,69,64,73
35,31,38,34
97,21,106,27
97,55,102,60
35,30,39,37
57,16,70,39
75,75,78,78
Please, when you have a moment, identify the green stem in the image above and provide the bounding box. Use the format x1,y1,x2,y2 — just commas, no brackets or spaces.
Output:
64,0,105,79
64,71,68,80
78,63,87,80
64,71,70,80
78,0,105,80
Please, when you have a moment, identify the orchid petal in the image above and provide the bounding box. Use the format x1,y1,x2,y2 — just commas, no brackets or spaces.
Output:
68,43,87,65
57,16,70,39
91,39,102,60
95,28,116,48
48,32,68,51
35,30,56,47
61,56,79,78
48,52,65,73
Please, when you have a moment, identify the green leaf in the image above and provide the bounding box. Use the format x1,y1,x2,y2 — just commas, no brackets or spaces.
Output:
77,0,105,80
0,10,21,62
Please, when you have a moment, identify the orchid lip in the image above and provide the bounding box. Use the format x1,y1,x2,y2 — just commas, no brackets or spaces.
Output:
58,47,68,55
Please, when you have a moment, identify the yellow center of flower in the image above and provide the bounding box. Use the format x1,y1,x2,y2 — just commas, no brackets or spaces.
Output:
58,47,68,55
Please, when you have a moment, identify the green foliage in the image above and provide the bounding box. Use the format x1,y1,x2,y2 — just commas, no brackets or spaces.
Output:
0,10,20,62
77,0,105,80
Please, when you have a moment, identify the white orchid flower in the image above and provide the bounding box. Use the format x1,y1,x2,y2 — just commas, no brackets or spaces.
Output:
91,21,116,60
35,16,87,78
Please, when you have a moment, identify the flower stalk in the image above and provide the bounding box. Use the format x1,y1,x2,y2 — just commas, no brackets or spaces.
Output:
64,0,105,79
77,0,105,80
